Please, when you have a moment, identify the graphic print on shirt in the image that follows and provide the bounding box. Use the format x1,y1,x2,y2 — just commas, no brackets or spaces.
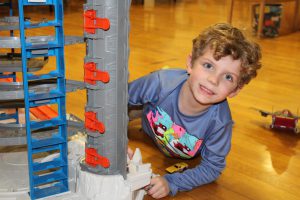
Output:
147,107,203,159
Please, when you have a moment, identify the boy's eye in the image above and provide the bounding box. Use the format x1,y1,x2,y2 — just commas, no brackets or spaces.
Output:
225,74,233,81
203,63,212,69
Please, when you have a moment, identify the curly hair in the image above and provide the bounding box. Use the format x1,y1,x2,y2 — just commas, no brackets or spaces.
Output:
191,23,262,87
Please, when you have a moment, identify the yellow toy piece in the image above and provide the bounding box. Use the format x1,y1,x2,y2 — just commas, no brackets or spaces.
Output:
165,162,188,174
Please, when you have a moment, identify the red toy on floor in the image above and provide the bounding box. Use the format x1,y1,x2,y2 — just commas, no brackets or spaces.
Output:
252,108,299,134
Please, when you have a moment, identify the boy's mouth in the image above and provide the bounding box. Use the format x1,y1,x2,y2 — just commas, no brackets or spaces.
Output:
199,85,215,96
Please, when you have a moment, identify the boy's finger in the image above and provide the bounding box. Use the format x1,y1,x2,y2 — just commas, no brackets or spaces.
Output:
148,186,166,199
147,182,161,195
144,184,153,191
127,147,134,159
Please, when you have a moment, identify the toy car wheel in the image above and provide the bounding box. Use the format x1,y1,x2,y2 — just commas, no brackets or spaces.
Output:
294,127,299,134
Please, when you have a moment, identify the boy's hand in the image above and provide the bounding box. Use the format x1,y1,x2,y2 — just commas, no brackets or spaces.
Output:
127,147,134,160
145,176,170,199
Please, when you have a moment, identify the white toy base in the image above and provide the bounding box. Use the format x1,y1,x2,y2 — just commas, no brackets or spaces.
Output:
0,135,152,200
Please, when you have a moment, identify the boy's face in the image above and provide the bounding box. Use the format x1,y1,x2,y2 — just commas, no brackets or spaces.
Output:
186,48,242,106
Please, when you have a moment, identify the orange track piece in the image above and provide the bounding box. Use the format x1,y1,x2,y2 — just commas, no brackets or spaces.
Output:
30,106,58,120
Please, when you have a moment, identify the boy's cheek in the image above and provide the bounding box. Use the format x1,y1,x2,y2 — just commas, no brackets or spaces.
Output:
227,87,241,98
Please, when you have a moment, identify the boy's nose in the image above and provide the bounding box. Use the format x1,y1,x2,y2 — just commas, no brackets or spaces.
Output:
207,74,219,86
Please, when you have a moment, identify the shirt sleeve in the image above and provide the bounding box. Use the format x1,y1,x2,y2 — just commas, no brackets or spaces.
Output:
128,71,161,106
164,121,233,196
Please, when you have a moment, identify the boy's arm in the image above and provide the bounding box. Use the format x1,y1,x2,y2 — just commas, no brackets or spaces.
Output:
128,71,161,106
164,122,233,196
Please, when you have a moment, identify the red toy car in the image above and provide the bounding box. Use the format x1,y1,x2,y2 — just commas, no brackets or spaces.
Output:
253,108,299,133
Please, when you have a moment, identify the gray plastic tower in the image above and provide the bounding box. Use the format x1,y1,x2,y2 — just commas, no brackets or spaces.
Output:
80,0,130,178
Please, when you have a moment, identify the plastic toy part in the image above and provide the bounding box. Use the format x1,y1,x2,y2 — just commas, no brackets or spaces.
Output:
15,0,70,198
81,0,129,178
75,147,153,200
0,53,47,72
0,80,85,101
85,147,110,168
84,10,110,34
165,162,189,174
85,111,105,133
252,107,299,134
0,16,19,30
0,36,84,48
84,62,110,85
271,115,298,132
127,148,152,192
0,119,85,146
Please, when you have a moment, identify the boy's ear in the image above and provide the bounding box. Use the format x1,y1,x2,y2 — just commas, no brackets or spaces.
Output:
186,54,192,73
228,87,242,98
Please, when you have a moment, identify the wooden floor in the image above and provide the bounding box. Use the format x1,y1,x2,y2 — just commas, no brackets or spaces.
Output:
1,0,300,199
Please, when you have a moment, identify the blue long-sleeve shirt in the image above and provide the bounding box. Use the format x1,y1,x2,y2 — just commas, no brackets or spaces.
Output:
128,69,233,195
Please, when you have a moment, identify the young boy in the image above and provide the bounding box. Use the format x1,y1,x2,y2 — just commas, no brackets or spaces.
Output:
128,23,262,199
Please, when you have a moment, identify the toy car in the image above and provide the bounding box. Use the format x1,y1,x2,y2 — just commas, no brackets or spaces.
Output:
165,162,188,173
252,108,299,134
